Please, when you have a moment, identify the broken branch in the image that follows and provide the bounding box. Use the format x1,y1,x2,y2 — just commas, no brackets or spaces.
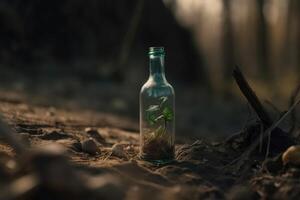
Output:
233,66,273,127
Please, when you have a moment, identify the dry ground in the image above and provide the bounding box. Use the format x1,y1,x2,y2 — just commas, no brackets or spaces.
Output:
0,95,299,200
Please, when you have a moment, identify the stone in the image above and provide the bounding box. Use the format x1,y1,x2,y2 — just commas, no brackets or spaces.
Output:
112,143,127,158
282,145,300,166
81,138,100,155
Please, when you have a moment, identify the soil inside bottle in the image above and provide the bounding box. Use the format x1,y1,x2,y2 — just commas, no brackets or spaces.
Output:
141,128,174,163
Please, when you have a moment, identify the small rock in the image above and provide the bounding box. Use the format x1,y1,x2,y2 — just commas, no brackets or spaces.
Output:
112,143,127,158
81,138,100,155
282,145,300,166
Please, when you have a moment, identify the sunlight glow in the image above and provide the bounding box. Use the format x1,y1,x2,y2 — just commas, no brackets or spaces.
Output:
175,0,223,27
264,0,289,26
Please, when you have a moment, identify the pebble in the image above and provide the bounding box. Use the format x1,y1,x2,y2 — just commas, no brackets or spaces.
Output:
81,138,100,155
282,145,300,166
112,143,127,158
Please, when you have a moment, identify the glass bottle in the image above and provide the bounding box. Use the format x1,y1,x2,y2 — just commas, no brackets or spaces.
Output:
140,47,175,164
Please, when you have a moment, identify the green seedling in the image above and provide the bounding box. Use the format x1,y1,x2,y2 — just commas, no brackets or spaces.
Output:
143,97,174,160
146,96,173,128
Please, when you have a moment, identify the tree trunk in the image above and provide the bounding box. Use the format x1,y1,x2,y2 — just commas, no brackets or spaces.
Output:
256,0,270,79
222,0,235,86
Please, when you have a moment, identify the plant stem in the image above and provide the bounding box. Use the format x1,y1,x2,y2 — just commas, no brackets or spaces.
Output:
164,119,167,134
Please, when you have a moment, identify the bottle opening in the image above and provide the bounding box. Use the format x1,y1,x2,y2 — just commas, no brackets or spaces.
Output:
149,47,165,56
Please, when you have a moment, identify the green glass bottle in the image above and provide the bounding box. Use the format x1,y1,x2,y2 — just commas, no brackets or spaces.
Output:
139,47,175,164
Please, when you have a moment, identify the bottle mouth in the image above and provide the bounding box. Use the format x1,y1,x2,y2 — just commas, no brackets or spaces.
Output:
149,47,165,56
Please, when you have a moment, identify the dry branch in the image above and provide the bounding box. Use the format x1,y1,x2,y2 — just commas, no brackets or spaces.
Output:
228,66,299,169
233,66,272,127
233,98,300,165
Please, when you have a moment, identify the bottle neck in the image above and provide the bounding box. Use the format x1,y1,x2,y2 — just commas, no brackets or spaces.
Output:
149,55,166,82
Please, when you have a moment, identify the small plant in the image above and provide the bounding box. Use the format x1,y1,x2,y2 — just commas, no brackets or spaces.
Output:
140,47,175,163
142,97,174,161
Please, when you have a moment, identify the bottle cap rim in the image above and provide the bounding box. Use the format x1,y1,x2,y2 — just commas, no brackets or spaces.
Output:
149,47,165,56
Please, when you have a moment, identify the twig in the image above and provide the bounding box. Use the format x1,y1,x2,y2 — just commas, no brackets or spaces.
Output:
228,97,300,166
233,66,273,158
229,66,300,168
233,66,273,127
259,123,263,153
265,127,271,158
264,98,300,157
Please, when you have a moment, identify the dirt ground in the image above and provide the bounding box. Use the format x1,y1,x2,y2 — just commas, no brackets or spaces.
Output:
0,91,299,200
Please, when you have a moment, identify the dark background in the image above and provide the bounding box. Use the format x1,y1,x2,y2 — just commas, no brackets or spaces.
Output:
0,0,299,139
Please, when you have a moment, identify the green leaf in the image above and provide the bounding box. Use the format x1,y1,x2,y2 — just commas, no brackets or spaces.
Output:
146,105,160,113
146,105,160,125
154,115,164,122
159,97,168,107
162,106,173,122
146,112,156,125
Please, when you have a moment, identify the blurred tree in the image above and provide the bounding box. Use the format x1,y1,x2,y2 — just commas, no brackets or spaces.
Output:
222,0,235,85
0,0,206,85
116,0,145,81
289,0,300,73
256,0,270,79
116,0,207,85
